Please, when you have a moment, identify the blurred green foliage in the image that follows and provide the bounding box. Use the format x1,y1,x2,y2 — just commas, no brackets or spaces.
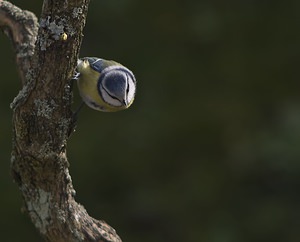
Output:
1,0,300,241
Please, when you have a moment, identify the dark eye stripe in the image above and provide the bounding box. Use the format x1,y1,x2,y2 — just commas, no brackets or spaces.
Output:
126,75,130,94
100,83,122,102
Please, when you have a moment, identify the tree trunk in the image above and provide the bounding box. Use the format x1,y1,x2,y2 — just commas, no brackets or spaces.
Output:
0,1,121,241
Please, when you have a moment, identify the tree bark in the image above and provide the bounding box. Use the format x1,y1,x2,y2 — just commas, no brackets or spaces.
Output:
0,1,122,241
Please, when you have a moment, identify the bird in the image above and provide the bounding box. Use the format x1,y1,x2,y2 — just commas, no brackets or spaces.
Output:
75,57,136,112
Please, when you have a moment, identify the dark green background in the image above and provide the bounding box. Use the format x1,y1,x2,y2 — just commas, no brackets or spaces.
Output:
1,1,300,241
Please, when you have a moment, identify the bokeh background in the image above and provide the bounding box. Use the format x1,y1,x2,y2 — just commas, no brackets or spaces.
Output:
1,0,300,241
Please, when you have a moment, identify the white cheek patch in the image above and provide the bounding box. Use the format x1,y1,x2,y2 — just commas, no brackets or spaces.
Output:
101,90,123,107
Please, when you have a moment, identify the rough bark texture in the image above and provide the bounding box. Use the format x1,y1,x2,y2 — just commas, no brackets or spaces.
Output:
0,1,122,241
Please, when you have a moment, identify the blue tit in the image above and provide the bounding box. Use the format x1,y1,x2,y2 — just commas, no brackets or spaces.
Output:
76,57,136,112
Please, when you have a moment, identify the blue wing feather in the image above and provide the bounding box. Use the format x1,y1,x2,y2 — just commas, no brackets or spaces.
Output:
85,57,105,73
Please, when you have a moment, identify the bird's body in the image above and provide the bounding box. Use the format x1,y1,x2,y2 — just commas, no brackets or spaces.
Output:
76,57,136,112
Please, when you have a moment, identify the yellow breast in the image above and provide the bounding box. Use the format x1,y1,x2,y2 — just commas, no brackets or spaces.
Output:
77,66,111,111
